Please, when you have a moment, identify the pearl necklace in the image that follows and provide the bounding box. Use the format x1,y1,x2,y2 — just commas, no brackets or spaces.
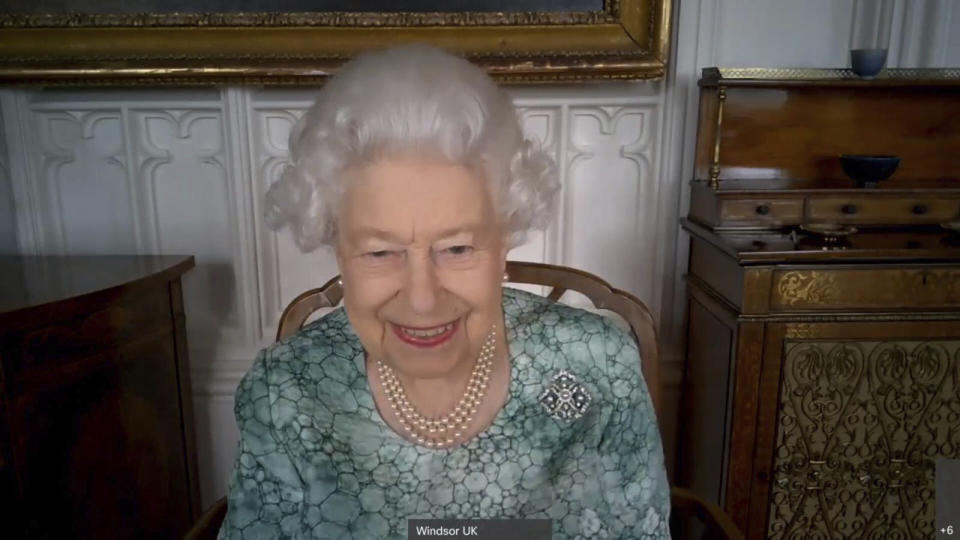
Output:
377,326,496,449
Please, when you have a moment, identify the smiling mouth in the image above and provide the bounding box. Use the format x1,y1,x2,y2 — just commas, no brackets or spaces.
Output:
392,319,459,348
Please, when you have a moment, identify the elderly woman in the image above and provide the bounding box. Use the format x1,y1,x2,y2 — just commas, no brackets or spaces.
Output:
219,44,669,539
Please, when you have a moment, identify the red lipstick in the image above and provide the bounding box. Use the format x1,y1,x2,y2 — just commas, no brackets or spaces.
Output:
392,319,459,348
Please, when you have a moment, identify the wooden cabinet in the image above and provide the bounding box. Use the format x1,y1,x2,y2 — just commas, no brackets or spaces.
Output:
680,240,960,538
0,255,198,539
679,68,960,539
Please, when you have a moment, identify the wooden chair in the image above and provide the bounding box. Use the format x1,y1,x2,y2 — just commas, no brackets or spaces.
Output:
185,261,743,540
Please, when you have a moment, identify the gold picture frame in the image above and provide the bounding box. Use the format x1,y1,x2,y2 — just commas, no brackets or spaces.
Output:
0,0,671,86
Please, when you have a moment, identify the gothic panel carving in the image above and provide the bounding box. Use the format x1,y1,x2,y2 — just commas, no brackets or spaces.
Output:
566,104,658,302
768,340,960,538
32,109,135,254
130,108,239,336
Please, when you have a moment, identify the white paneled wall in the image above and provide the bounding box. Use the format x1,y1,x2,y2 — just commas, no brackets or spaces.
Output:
1,0,958,507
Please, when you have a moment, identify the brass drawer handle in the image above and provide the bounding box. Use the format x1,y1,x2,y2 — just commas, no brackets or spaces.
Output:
912,204,929,215
755,204,771,215
841,204,859,215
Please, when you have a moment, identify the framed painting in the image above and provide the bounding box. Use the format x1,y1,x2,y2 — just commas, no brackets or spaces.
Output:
0,0,671,85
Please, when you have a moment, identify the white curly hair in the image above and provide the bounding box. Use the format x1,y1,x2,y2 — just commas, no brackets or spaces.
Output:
265,44,559,252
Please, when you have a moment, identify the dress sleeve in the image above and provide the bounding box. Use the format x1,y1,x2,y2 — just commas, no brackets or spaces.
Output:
218,350,307,540
596,322,672,539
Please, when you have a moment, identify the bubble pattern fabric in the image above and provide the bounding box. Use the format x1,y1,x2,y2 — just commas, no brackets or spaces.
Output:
218,287,670,539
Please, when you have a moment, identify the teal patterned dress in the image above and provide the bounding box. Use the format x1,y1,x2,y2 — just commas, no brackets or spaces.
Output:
218,287,670,539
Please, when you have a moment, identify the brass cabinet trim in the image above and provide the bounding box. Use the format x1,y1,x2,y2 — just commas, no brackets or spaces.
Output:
683,277,960,323
708,85,726,190
783,323,820,339
701,67,960,85
771,268,960,311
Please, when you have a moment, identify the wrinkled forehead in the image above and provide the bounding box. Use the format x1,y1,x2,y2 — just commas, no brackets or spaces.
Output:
337,158,501,244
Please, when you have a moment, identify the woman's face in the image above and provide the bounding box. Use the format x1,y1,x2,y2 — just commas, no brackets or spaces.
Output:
335,158,508,381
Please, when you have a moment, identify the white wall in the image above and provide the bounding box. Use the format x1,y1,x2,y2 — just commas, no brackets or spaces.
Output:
1,0,958,508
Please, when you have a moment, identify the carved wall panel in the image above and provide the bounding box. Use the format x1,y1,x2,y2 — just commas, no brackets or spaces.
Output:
768,339,960,538
130,108,241,342
567,103,659,305
32,109,134,254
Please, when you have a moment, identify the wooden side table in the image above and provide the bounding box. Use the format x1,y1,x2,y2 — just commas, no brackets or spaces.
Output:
0,255,198,539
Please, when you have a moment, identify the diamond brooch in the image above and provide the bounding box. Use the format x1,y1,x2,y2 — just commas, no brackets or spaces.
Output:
539,370,591,420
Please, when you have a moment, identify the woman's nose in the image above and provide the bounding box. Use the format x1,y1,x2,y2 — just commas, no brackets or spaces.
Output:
406,259,440,315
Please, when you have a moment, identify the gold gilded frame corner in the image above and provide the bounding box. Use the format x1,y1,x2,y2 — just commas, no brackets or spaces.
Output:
0,0,671,86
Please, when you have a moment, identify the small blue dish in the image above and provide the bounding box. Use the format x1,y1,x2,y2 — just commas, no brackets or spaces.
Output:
840,154,900,188
851,48,887,78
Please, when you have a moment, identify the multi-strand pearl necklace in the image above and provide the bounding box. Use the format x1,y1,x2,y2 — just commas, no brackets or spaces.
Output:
377,326,497,449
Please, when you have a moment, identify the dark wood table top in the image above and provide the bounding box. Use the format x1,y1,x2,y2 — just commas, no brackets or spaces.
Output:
0,254,194,316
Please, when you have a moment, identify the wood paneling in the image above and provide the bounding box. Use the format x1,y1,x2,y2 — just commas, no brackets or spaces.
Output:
700,85,960,183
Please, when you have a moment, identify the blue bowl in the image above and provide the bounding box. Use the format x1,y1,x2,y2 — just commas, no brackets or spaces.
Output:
851,48,887,78
840,154,900,188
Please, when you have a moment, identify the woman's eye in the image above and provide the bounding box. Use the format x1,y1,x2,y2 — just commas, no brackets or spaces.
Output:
363,250,400,261
444,245,474,256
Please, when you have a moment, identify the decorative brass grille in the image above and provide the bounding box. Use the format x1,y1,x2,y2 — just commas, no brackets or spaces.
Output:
768,340,960,539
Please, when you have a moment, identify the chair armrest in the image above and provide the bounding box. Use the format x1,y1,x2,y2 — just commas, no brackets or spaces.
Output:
183,496,228,540
670,486,745,540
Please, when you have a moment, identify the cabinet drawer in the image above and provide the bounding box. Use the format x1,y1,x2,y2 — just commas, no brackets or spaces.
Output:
719,198,803,226
770,267,960,310
806,197,960,224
